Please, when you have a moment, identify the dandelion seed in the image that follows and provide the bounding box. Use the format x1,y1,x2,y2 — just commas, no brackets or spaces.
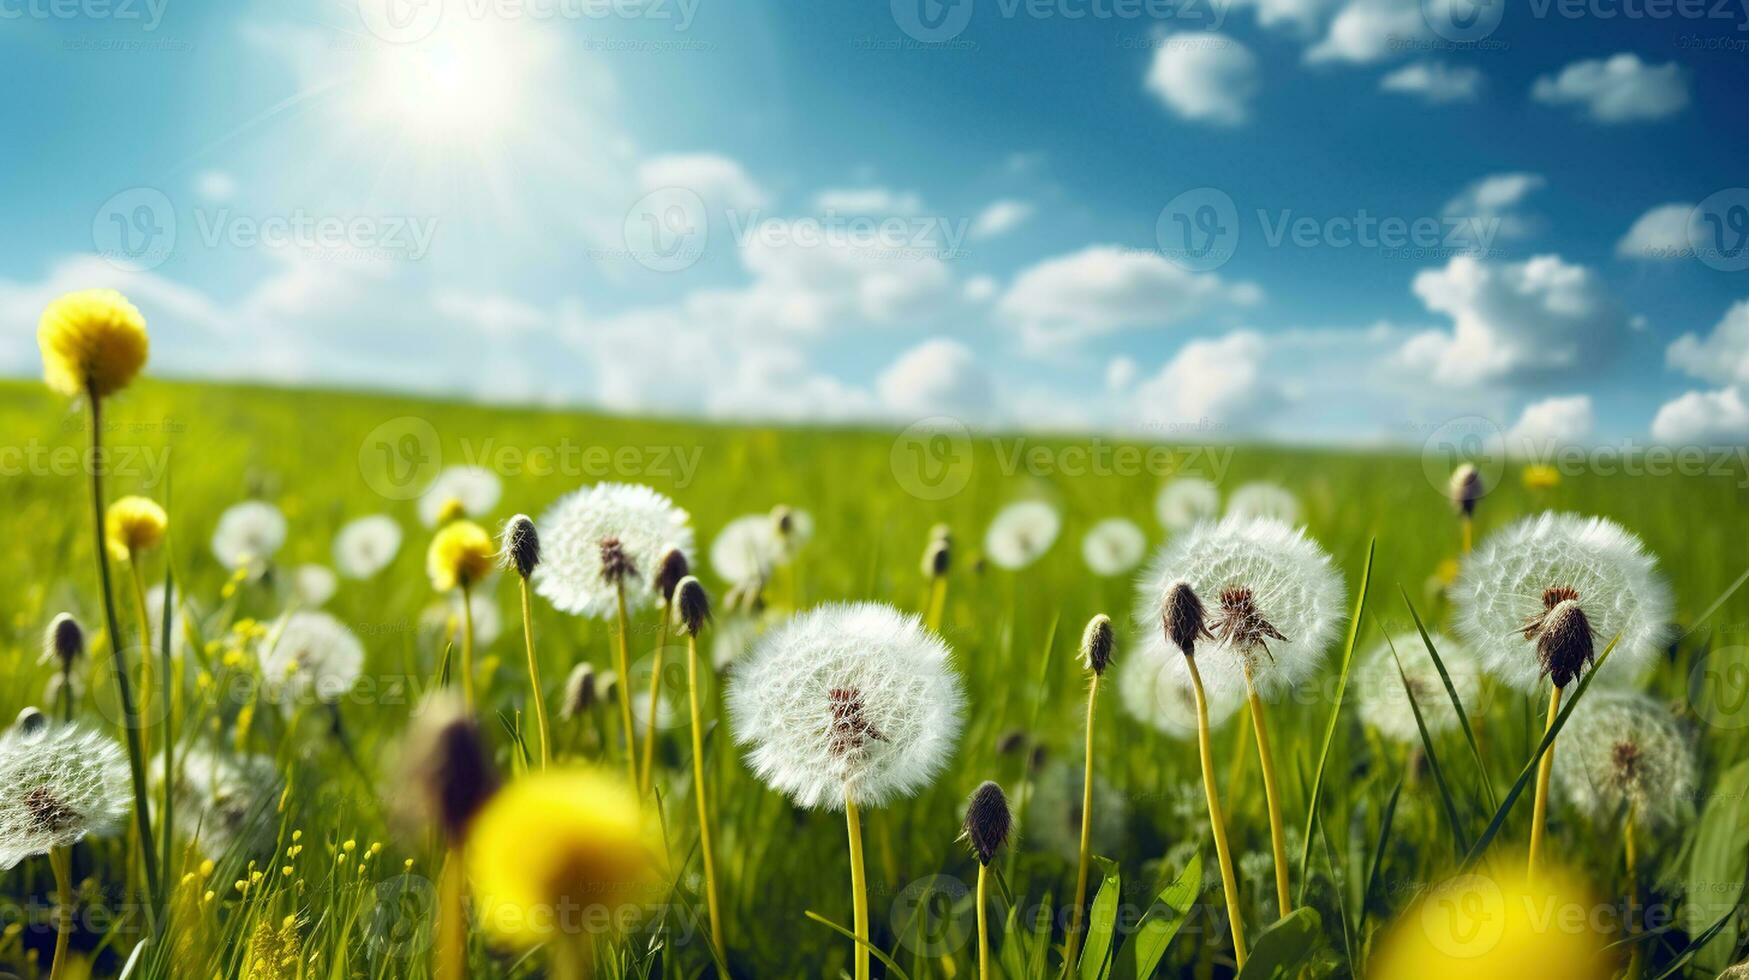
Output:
1554,690,1695,828
258,611,365,707
1224,482,1300,525
211,501,287,572
534,483,694,619
1082,518,1147,577
37,288,148,398
334,515,403,579
418,466,503,528
1356,632,1482,745
0,723,131,869
1155,477,1220,533
984,501,1061,570
105,495,167,562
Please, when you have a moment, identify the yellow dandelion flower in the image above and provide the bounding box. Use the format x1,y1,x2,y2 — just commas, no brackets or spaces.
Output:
37,288,149,398
105,495,168,562
466,769,658,950
427,520,494,592
1434,557,1460,588
437,496,467,525
1522,464,1560,492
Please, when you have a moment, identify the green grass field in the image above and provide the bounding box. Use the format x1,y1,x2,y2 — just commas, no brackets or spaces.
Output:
1,377,1745,979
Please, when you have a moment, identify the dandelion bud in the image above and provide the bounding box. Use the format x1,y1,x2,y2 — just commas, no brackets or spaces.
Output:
596,669,619,703
499,515,541,579
44,613,84,667
599,537,638,587
1080,614,1115,675
928,523,952,545
1162,581,1211,657
674,576,710,637
961,781,1011,866
654,546,690,603
921,537,951,579
14,707,47,737
995,729,1026,755
561,663,597,720
406,695,499,845
1448,463,1485,517
771,505,795,536
1523,586,1596,688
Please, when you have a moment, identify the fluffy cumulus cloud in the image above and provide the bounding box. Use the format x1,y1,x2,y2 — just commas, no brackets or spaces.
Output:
1443,172,1546,239
1306,0,1427,64
1396,254,1625,387
1651,387,1749,444
813,188,925,216
971,200,1034,239
1380,61,1483,103
995,245,1262,349
1667,301,1749,386
876,337,993,420
1144,33,1260,126
637,153,769,212
1531,54,1688,123
1506,395,1594,456
1651,301,1749,445
1616,203,1695,260
1129,330,1284,431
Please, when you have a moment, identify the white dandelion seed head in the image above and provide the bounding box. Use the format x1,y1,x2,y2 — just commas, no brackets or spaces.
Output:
710,514,787,587
292,564,338,608
420,589,503,648
211,501,287,571
1082,518,1148,577
984,501,1061,570
418,466,503,527
1452,512,1673,693
1553,690,1695,828
534,483,694,620
727,602,965,811
1155,478,1220,533
0,723,131,869
334,515,403,579
1133,516,1346,698
258,610,365,707
773,507,815,556
1026,761,1127,863
168,748,281,859
1119,631,1243,738
1224,482,1301,525
1355,632,1483,745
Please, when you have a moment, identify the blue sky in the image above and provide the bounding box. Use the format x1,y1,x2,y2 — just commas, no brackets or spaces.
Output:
4,0,1749,448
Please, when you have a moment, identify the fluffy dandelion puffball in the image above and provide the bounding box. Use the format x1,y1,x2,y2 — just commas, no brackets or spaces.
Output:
1224,482,1301,525
105,494,168,561
211,501,287,571
728,602,965,810
334,515,402,579
467,769,657,949
1452,513,1672,693
418,465,503,527
710,513,786,586
170,748,281,859
427,520,495,592
984,500,1061,570
1155,477,1220,532
293,564,338,607
0,723,132,869
1553,690,1695,827
1134,516,1345,698
1356,632,1482,745
37,288,149,398
534,483,694,618
1028,761,1127,862
1082,518,1147,577
1118,634,1243,737
258,611,365,706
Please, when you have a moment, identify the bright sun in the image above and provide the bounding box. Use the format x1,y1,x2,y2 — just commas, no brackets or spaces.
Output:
358,25,532,140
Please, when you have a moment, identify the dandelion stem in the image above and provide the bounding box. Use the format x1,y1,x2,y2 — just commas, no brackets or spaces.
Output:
925,575,947,632
976,861,991,980
1186,655,1246,967
47,846,71,980
1065,673,1099,969
1461,516,1473,555
1527,682,1562,881
85,389,160,906
1624,803,1642,980
687,630,726,962
459,582,476,710
518,578,550,769
128,560,154,762
613,582,639,791
640,599,670,795
1241,662,1293,917
437,847,466,980
845,793,871,980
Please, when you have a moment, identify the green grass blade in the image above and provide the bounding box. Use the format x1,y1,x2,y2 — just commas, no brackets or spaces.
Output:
1234,907,1323,980
1362,775,1403,922
1110,853,1201,980
1078,855,1121,980
1399,586,1497,811
1385,636,1468,856
804,911,915,980
1679,562,1749,640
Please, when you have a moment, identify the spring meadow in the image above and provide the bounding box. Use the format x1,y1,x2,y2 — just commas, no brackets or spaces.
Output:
5,1,1749,979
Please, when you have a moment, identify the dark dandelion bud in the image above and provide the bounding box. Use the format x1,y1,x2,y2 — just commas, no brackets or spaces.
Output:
674,576,710,637
44,613,84,667
1448,464,1485,518
1523,586,1596,688
1080,614,1115,675
561,662,598,719
771,505,795,536
962,781,1011,866
408,696,500,845
599,537,638,586
995,729,1027,755
1162,581,1212,657
654,546,690,603
14,707,48,736
922,536,951,578
500,515,541,579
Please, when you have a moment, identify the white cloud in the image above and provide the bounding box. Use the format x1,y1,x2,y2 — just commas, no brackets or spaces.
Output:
1506,394,1594,456
704,345,876,422
876,337,993,420
1225,0,1335,32
1144,33,1260,127
433,290,549,335
637,153,769,212
963,275,998,303
1651,386,1749,444
1667,300,1749,386
1443,172,1546,240
1531,54,1688,123
1130,330,1284,430
1380,61,1482,102
1616,203,1694,260
971,199,1034,239
1306,0,1426,64
194,171,238,202
1106,355,1139,391
1397,254,1625,386
996,245,1262,349
813,188,924,216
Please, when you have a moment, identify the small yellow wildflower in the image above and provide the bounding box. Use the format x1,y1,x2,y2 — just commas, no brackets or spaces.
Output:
1522,464,1560,492
37,288,149,398
427,520,494,592
105,495,168,561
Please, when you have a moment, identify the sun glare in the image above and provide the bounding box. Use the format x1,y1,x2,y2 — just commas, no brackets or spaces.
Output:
359,26,531,139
